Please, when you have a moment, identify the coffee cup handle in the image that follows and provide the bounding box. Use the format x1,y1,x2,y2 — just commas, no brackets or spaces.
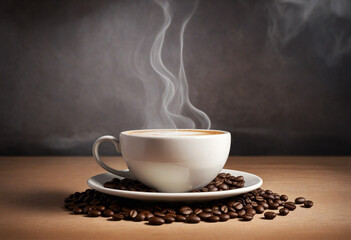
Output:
92,135,137,180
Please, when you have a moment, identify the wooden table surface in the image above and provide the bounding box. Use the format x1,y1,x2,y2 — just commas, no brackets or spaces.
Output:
0,156,350,240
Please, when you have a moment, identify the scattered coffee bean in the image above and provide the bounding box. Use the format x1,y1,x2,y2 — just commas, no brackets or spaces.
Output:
199,212,212,220
237,210,246,217
164,216,175,223
148,217,165,225
280,195,288,201
95,205,105,212
212,210,221,215
206,215,220,222
255,205,265,214
220,205,228,213
135,213,145,221
234,202,243,210
279,208,289,216
187,215,201,223
144,212,154,220
242,214,254,221
295,197,306,204
264,212,276,220
64,187,314,225
73,208,83,214
88,210,101,217
228,212,238,218
304,200,314,208
246,208,256,216
260,202,269,209
219,214,230,221
194,208,203,215
154,211,166,218
129,209,138,219
112,214,124,221
175,215,186,222
284,202,297,211
103,209,114,217
269,202,279,210
180,206,193,215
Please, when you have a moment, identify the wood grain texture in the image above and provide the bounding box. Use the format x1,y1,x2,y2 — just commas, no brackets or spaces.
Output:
0,156,350,240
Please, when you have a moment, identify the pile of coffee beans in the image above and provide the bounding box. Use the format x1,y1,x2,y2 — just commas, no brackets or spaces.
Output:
64,188,313,225
103,173,245,192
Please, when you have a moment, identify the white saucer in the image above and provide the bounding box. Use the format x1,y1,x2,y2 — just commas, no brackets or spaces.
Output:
87,169,263,202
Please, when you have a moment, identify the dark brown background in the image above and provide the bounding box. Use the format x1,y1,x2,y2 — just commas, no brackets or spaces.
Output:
1,0,351,155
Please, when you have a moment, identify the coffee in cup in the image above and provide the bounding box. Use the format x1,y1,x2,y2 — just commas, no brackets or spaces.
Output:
92,129,231,192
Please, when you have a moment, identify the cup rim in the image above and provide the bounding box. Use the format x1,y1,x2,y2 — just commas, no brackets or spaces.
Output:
120,129,230,139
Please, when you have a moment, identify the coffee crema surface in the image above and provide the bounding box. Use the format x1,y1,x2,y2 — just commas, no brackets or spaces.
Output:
126,129,224,137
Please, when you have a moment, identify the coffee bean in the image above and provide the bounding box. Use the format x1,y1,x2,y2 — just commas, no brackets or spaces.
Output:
164,216,175,223
246,208,256,216
129,209,138,219
295,197,306,204
255,205,265,214
255,196,264,202
73,208,83,214
219,183,229,190
265,190,273,194
120,211,129,218
186,215,201,223
135,213,146,221
88,210,101,217
279,208,289,216
166,213,176,218
220,205,228,213
148,217,165,225
284,202,296,211
234,202,243,210
209,187,219,191
304,200,314,208
242,214,254,221
203,207,212,213
213,210,222,216
121,206,131,212
144,212,154,220
179,206,193,215
266,195,275,200
193,208,202,215
269,203,279,210
199,212,212,220
206,215,220,222
175,215,186,222
109,204,120,212
95,205,105,212
219,214,230,221
154,211,166,218
260,202,269,209
103,209,114,217
235,182,245,188
264,212,276,220
112,214,124,221
237,210,246,217
280,195,288,201
218,173,227,178
234,176,244,182
228,212,238,218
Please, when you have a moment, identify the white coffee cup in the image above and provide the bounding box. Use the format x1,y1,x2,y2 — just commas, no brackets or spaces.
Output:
92,129,231,192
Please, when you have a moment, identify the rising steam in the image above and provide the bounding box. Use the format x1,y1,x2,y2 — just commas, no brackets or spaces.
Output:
268,0,351,66
130,0,211,129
